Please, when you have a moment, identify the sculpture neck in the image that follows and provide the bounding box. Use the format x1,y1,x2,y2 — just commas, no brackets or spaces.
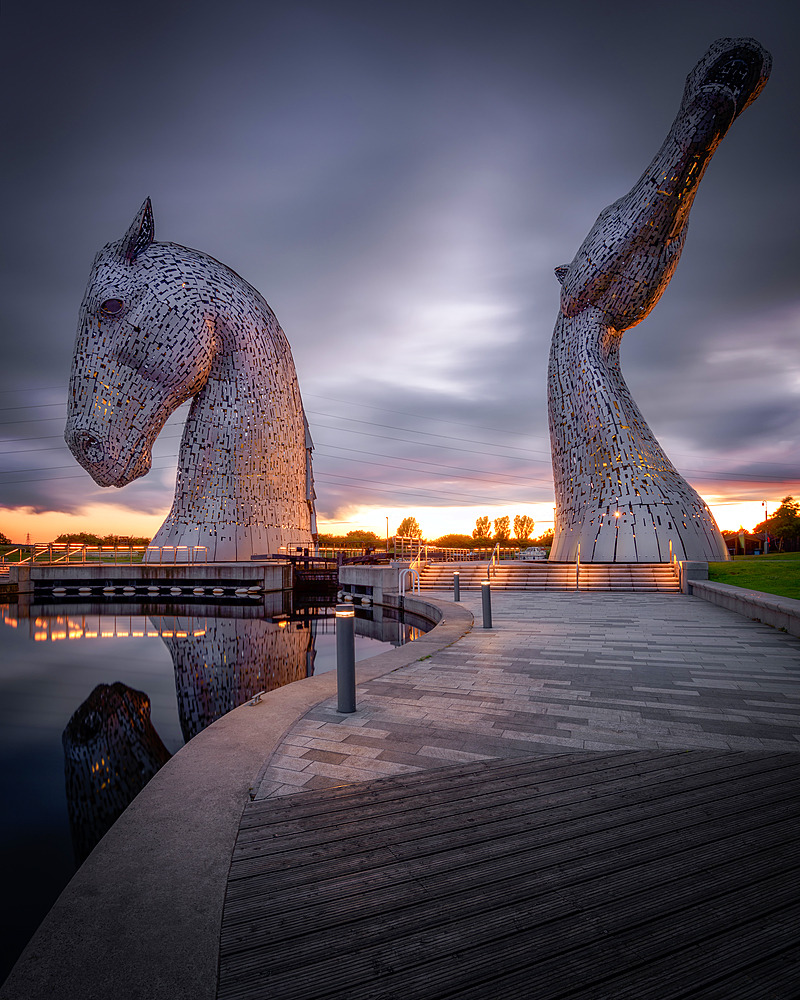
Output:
152,296,314,559
548,308,681,508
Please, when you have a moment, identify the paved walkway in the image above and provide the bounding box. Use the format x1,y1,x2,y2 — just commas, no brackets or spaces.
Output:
255,592,800,798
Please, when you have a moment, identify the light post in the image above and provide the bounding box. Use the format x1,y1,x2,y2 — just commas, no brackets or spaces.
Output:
481,580,492,629
335,604,356,713
453,571,460,602
763,501,769,555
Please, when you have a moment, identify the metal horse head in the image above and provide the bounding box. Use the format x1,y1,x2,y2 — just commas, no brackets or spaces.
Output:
65,201,316,560
547,38,771,563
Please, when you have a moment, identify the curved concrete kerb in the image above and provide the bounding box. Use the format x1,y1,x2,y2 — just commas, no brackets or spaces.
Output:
1,597,473,1000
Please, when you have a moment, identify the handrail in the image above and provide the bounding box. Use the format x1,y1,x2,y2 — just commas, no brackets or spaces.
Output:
0,548,28,565
6,543,154,566
487,541,500,579
144,545,209,564
399,548,424,595
399,567,420,596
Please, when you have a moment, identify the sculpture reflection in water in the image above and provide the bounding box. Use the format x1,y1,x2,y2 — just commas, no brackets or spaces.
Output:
160,617,314,742
61,617,313,861
62,682,172,866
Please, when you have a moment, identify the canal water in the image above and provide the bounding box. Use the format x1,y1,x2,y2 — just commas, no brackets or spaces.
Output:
0,594,431,983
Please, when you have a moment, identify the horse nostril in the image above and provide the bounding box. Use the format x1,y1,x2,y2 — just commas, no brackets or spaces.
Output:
75,432,105,465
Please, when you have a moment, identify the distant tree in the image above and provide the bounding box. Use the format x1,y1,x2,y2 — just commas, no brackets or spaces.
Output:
493,516,511,541
472,515,491,540
753,497,800,552
344,530,382,545
56,533,151,546
55,532,104,545
317,533,348,546
101,535,151,546
513,514,535,542
431,534,475,548
531,528,554,547
0,530,11,545
396,516,422,538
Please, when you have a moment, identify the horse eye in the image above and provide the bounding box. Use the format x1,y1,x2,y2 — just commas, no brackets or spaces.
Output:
100,298,124,315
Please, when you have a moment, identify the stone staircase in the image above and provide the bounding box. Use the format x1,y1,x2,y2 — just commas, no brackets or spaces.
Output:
418,560,681,593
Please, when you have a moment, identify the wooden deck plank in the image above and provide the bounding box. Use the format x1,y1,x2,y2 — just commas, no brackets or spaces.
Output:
217,753,800,1000
234,753,796,860
224,783,800,909
221,804,798,931
220,828,800,965
239,750,686,826
227,756,800,882
235,750,721,841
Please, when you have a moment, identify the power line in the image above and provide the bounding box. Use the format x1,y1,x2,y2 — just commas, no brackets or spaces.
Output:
0,402,66,413
317,442,552,481
0,463,180,487
315,473,548,507
305,392,548,444
314,449,554,490
0,386,66,395
307,409,550,457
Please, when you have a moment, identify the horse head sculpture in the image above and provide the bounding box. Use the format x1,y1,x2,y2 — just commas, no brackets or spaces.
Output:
65,201,316,561
548,38,770,563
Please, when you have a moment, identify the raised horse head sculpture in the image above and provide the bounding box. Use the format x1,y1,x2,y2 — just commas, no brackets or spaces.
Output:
65,201,316,561
548,38,771,563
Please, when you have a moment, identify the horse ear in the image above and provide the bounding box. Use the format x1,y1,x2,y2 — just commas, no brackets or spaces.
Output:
554,265,570,284
120,198,155,263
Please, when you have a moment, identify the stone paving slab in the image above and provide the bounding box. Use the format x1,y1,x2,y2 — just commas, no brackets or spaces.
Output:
255,592,800,797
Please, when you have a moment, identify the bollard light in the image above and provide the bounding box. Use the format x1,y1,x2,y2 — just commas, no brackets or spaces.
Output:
453,571,460,602
481,580,492,629
335,603,356,713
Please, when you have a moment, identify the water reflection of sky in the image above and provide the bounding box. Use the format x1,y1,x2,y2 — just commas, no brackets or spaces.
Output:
0,601,425,982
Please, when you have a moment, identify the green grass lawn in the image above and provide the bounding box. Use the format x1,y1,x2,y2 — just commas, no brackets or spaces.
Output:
709,551,800,601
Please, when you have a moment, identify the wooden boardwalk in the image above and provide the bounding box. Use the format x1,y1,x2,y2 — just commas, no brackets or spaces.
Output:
218,751,800,999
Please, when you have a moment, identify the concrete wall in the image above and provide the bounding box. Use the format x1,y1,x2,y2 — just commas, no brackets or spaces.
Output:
6,562,292,595
339,565,408,603
689,580,800,638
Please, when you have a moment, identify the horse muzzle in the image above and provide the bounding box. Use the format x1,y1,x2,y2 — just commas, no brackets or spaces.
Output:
65,426,151,487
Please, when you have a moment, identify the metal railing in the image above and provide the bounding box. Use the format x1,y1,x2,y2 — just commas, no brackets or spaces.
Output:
392,535,427,560
399,549,424,596
144,545,209,564
2,543,152,566
486,541,501,579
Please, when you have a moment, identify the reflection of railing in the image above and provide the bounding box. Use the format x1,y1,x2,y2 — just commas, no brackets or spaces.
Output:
8,612,208,640
144,546,209,564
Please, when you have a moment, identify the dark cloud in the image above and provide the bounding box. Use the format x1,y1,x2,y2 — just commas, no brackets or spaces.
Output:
2,0,799,523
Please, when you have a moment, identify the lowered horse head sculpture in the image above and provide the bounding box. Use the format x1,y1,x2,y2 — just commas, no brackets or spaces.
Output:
548,38,770,563
65,200,316,561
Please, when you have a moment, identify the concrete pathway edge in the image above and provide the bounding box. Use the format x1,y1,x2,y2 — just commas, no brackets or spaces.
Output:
0,597,472,1000
691,579,800,637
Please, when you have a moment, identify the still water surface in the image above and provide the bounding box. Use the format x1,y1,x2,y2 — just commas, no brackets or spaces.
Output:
0,596,430,982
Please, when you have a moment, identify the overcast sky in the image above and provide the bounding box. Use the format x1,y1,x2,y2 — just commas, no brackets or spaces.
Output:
1,0,798,541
